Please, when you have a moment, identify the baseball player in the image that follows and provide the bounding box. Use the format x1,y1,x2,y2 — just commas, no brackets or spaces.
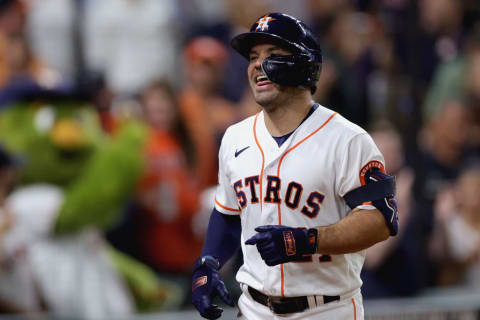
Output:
192,13,398,320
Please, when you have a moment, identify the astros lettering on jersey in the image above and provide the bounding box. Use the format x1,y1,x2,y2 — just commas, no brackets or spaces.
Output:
214,104,384,298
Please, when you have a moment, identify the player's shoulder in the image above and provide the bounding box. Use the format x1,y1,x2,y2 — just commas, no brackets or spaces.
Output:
222,113,257,140
316,104,368,139
218,114,257,159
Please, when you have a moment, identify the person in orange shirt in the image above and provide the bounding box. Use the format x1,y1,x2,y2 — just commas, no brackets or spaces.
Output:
178,36,237,188
0,1,60,92
135,80,203,274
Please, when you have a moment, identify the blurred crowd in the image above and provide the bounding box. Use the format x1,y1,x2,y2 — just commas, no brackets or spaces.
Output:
0,0,479,318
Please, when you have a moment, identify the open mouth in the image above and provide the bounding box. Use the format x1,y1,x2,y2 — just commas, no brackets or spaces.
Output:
255,74,271,86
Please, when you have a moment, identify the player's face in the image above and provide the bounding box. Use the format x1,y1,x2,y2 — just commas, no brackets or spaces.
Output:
247,44,291,107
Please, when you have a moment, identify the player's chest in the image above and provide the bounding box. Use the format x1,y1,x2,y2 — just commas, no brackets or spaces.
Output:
228,138,334,179
226,136,337,215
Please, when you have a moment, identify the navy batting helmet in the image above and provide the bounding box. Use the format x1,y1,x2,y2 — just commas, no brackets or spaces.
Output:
231,13,322,92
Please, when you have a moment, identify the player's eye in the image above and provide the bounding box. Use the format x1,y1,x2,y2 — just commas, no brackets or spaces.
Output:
249,55,258,62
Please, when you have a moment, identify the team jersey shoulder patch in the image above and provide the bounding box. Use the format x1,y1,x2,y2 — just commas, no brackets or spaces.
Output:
360,160,385,185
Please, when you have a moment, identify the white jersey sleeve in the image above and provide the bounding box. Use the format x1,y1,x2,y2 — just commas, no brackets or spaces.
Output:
214,128,241,215
336,132,385,206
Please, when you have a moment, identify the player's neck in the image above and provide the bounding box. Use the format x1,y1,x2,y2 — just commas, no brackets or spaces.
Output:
263,95,314,137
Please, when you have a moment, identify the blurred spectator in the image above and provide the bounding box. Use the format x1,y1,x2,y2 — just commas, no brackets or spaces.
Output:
414,100,474,206
0,93,173,316
82,0,179,95
361,123,419,298
86,73,117,133
178,36,236,188
313,9,378,127
0,146,16,281
0,0,24,35
424,27,480,151
135,80,202,273
429,161,480,287
28,0,181,96
0,32,62,108
410,99,475,289
26,0,75,80
179,0,309,30
106,80,204,308
308,0,422,148
424,26,480,114
415,0,465,82
177,0,227,27
0,0,63,109
364,22,417,142
0,145,16,204
396,0,467,105
307,0,351,39
0,146,39,314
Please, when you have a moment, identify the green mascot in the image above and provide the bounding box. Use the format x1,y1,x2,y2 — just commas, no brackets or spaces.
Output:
0,93,182,317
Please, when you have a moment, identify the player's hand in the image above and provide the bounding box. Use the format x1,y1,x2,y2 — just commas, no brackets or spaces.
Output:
245,225,318,266
365,168,399,236
192,256,234,319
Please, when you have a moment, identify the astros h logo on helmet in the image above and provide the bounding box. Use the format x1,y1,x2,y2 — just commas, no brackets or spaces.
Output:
255,15,276,31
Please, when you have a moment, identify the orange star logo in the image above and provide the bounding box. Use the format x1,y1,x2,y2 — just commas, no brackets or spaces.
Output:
255,15,276,31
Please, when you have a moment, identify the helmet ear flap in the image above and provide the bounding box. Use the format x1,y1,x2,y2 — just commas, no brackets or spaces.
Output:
261,54,321,89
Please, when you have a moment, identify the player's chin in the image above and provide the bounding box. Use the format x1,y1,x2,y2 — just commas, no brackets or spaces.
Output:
253,91,278,107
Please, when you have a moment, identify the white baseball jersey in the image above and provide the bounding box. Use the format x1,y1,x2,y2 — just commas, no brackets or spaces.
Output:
214,104,385,298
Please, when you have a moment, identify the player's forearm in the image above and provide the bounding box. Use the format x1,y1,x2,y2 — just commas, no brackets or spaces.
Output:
314,209,390,255
201,209,242,268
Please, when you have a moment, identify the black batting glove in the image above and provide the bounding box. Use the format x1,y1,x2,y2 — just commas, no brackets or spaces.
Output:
245,225,318,266
192,256,234,319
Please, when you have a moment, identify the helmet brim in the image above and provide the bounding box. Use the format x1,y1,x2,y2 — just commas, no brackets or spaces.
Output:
230,32,304,60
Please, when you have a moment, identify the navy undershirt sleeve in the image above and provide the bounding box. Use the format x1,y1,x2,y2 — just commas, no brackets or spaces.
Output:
201,208,242,268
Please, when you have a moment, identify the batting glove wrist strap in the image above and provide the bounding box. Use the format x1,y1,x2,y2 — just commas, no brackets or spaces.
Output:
193,255,220,271
246,225,319,266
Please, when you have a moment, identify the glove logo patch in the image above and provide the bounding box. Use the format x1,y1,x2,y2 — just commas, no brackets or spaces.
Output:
308,233,316,245
283,230,296,256
192,276,208,291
